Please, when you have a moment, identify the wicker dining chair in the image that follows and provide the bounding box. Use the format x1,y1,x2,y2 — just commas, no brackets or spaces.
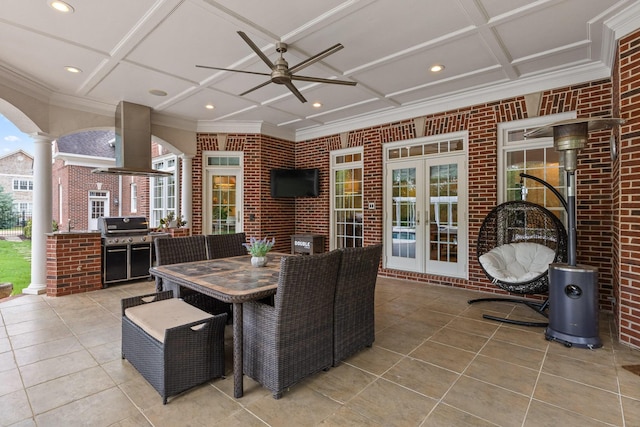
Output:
154,235,229,316
242,250,342,399
205,232,247,259
333,244,383,366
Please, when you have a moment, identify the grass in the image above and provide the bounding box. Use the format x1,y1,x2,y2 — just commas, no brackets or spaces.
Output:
0,239,31,295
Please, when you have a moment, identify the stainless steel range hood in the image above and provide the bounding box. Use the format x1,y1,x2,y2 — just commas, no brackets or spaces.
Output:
93,101,172,177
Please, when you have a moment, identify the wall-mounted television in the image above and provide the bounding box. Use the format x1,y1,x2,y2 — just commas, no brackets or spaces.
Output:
270,168,319,198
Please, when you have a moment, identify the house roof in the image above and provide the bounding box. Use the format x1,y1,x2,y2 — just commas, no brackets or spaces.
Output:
0,149,33,162
56,131,116,159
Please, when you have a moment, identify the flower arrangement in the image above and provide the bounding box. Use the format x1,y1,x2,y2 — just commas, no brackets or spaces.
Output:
159,211,187,229
243,236,275,257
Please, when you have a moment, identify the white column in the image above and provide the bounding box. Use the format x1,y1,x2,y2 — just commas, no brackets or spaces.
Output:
180,154,193,232
23,133,54,295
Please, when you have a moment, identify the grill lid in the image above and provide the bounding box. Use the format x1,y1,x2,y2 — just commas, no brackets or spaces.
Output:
98,216,150,235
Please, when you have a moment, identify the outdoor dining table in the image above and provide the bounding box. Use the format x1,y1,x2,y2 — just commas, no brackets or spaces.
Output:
149,252,290,398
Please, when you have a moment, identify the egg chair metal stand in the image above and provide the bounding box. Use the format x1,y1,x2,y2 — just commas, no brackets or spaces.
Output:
469,181,568,327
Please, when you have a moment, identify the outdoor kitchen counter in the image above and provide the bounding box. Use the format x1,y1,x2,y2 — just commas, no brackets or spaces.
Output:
46,231,102,297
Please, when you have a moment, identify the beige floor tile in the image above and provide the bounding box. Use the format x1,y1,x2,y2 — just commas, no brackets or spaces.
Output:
374,326,429,355
344,344,403,375
318,406,380,426
0,350,17,373
542,352,619,392
463,354,539,395
533,373,623,425
19,348,97,388
410,340,475,373
617,366,640,400
444,316,500,338
0,368,24,397
143,383,244,426
443,375,530,427
490,324,549,351
622,396,640,426
0,389,33,426
429,327,489,353
0,336,11,353
345,378,437,427
34,387,140,427
5,315,66,337
13,335,83,366
423,403,497,426
26,366,115,415
382,357,460,399
307,363,375,403
479,339,546,370
8,325,74,350
524,399,613,426
246,385,341,427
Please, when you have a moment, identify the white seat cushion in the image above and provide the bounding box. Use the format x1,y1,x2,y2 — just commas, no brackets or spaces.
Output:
479,242,555,283
125,298,212,343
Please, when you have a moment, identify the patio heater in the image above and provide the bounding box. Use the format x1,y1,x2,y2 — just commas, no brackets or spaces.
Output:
525,118,623,349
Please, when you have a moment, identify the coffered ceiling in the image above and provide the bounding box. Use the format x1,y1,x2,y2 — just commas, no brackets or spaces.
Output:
1,0,638,140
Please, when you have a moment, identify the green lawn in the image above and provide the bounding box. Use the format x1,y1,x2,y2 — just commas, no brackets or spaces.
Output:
0,239,31,295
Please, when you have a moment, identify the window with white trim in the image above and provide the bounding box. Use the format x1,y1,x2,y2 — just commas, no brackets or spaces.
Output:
151,157,177,227
12,179,33,191
130,183,138,213
330,148,363,249
497,112,575,223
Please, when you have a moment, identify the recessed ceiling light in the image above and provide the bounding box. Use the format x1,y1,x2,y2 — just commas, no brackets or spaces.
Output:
49,1,74,13
430,64,445,73
149,89,168,97
64,66,82,73
312,102,322,108
205,104,215,110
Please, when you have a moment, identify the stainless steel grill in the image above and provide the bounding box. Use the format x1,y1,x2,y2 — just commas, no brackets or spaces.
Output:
99,216,153,286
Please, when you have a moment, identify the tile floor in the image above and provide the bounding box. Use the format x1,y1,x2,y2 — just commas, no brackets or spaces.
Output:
1,277,639,426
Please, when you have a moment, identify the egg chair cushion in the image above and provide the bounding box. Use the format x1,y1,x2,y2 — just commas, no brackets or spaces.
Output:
478,242,555,284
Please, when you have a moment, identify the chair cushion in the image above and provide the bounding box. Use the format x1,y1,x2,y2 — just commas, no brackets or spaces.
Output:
479,242,555,283
125,298,213,343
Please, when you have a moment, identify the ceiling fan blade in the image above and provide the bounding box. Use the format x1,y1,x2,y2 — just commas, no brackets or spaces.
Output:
196,65,271,77
284,81,307,103
291,75,357,86
237,31,275,69
289,44,344,74
239,79,273,96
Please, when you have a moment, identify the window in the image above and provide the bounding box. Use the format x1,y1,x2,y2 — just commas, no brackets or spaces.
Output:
498,112,575,223
12,179,33,191
151,157,177,227
130,183,138,213
331,149,363,248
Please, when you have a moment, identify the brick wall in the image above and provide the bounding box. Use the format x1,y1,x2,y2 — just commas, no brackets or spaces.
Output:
617,29,640,347
46,232,102,296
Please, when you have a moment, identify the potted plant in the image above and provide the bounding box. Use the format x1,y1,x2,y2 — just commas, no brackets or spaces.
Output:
159,212,187,229
243,236,275,267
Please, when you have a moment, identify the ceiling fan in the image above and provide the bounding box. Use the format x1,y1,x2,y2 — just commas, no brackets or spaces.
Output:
196,31,356,103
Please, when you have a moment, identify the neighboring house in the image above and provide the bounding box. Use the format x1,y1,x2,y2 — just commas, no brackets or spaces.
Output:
52,130,155,231
0,149,34,222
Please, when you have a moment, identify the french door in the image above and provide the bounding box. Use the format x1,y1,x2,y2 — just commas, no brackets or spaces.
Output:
385,155,467,278
203,153,243,235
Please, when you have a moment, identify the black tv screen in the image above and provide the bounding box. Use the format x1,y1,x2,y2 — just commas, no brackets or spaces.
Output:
270,168,319,198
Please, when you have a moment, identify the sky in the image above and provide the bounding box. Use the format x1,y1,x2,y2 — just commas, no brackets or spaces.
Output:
0,114,34,156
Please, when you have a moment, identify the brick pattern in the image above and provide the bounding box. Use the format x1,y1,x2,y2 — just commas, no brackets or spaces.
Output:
46,232,102,296
617,29,640,347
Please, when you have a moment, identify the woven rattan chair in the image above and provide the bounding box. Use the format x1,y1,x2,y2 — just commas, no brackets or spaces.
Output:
154,235,230,316
243,250,342,399
333,244,382,366
469,200,567,327
121,291,227,404
205,233,247,259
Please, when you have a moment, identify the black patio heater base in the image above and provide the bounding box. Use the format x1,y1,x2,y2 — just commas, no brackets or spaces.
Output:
545,263,602,349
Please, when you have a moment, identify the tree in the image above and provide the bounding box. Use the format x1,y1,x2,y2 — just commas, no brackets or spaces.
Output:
0,185,15,229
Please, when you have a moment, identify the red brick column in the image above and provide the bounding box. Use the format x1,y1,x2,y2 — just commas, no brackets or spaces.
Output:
46,232,102,296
